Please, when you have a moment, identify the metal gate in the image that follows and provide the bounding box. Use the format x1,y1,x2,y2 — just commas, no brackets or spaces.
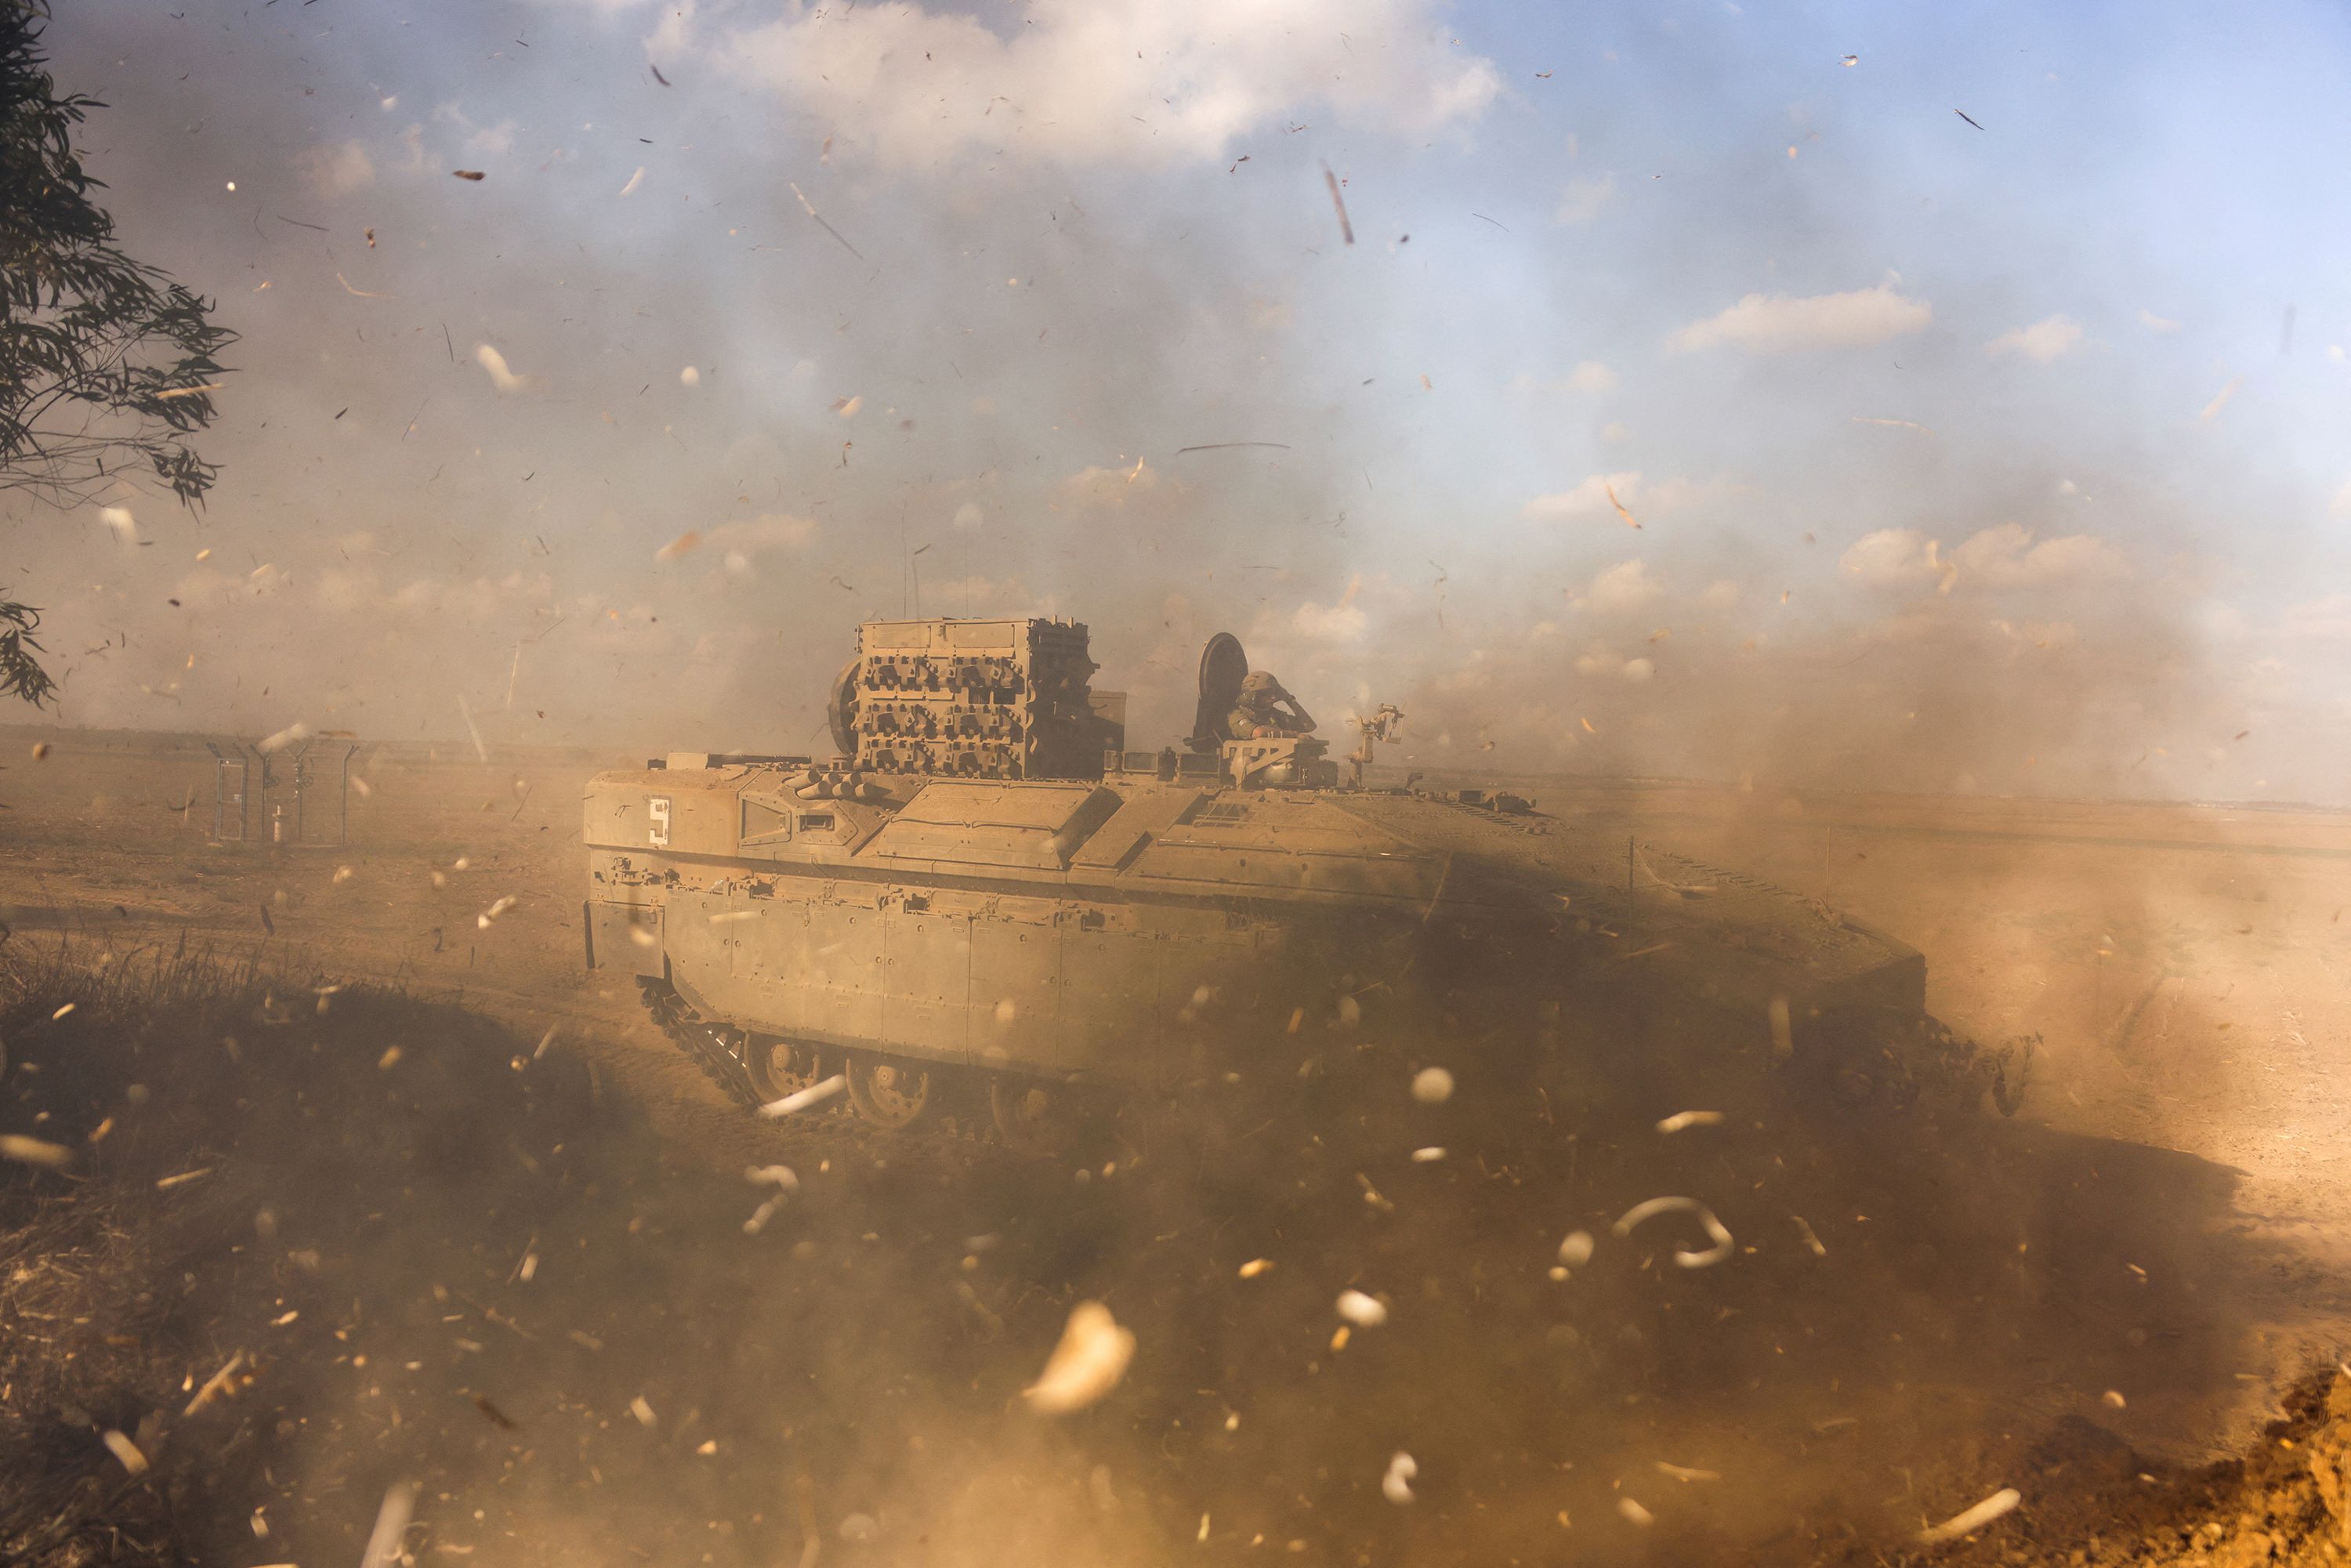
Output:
208,737,357,847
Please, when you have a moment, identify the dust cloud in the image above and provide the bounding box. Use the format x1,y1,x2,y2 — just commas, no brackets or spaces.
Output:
0,947,2298,1567
5,3,2351,1567
6,1,2346,800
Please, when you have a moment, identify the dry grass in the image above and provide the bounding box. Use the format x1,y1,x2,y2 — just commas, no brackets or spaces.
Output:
0,939,276,1566
0,936,546,1568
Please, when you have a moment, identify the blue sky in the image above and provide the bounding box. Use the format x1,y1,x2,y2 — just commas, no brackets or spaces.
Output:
13,0,2350,799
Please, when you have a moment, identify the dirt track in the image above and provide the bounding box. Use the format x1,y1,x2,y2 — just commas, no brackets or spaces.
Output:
5,725,2351,1563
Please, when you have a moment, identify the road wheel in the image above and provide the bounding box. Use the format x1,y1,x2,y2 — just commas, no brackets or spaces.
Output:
989,1076,1085,1157
846,1052,933,1130
744,1034,825,1101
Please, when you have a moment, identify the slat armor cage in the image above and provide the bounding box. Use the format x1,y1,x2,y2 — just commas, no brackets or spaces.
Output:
848,617,1119,780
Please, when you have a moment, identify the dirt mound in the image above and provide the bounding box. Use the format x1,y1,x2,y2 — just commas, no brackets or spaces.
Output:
0,943,2330,1567
1871,1368,2351,1567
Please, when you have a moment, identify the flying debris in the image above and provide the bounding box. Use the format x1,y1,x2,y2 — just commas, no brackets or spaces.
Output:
1023,1301,1136,1414
1321,162,1355,244
476,344,535,393
1918,1487,2021,1544
1954,108,1986,131
788,181,865,261
1655,1461,1722,1483
1603,480,1641,530
0,1134,72,1168
451,168,487,180
1612,1197,1734,1269
758,1074,846,1117
360,1483,416,1568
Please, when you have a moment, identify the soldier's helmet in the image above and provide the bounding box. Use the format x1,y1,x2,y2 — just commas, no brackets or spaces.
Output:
1240,671,1282,697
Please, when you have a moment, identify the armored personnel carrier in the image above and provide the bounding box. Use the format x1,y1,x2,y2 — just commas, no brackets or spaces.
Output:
583,615,2027,1148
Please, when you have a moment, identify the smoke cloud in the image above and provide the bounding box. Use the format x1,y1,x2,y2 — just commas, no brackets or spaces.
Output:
5,0,2347,803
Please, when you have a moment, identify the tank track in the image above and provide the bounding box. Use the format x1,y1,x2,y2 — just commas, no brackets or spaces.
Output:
633,979,1095,1153
637,980,766,1113
1814,1009,2038,1117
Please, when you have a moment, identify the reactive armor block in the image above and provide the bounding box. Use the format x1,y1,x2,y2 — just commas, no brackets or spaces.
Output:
840,617,1120,780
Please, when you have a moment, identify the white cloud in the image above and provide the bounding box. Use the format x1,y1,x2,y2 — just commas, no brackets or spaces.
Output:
1291,575,1368,642
1552,174,1615,224
1986,315,2082,362
331,567,557,624
1509,360,1616,394
2199,375,2244,420
475,344,537,393
1521,472,1737,522
2282,594,2351,640
1987,617,2080,650
705,513,820,559
1570,646,1655,680
1523,472,1641,521
2137,308,2181,334
1053,461,1188,517
2332,480,2351,519
711,0,1502,168
1293,598,1367,643
1573,559,1664,615
1842,528,1939,588
298,139,376,197
1843,523,2123,592
1669,284,1931,353
1952,524,2124,587
1641,476,1747,512
433,103,519,155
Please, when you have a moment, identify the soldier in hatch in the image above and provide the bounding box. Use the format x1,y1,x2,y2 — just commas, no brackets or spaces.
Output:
1228,671,1316,740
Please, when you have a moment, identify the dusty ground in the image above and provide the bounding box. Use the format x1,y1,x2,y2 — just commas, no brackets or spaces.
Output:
3,723,2349,1564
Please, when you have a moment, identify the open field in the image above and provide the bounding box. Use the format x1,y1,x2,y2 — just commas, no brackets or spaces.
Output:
4,722,2351,1563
